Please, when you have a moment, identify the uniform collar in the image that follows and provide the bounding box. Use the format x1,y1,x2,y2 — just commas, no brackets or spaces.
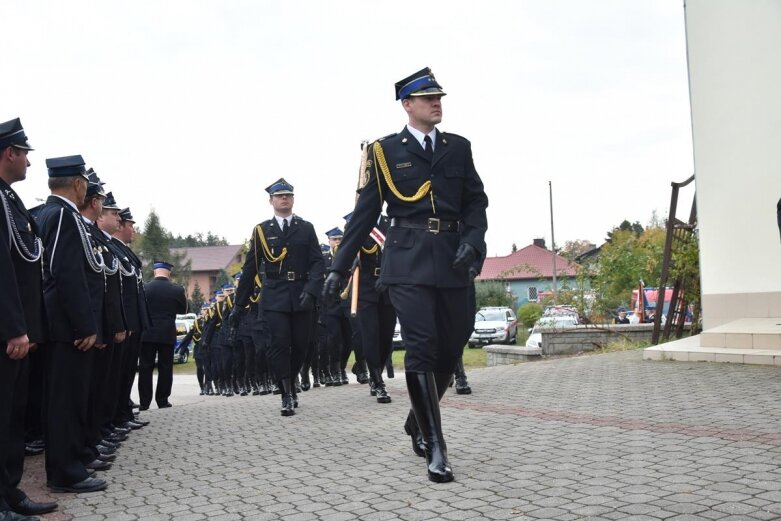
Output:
406,125,437,151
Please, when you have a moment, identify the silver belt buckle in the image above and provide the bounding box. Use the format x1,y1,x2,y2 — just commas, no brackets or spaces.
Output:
286,271,296,281
427,218,440,234
374,267,381,276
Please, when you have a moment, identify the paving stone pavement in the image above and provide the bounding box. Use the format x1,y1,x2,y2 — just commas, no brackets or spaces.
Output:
35,350,781,520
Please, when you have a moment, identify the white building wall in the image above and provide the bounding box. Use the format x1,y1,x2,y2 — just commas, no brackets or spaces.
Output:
685,0,781,327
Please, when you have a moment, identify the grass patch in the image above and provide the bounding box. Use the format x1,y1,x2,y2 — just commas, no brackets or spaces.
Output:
173,359,197,375
597,338,650,354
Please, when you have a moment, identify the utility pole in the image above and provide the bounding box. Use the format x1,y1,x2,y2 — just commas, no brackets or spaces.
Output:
549,181,557,303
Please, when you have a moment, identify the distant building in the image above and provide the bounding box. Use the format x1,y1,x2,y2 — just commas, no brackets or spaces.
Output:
170,245,245,299
477,239,579,307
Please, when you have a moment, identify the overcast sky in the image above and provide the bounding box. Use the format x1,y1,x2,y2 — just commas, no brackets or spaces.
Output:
3,0,695,256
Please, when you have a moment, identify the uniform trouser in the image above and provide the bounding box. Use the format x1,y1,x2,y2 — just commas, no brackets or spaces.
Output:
237,334,255,382
194,357,205,388
86,342,115,457
209,345,223,383
315,322,328,374
24,347,44,443
44,341,94,486
138,341,174,407
358,299,397,370
105,340,124,425
114,332,140,425
0,353,29,509
345,313,366,369
250,329,269,378
231,341,245,384
219,342,234,384
389,285,470,373
324,313,350,370
265,309,313,381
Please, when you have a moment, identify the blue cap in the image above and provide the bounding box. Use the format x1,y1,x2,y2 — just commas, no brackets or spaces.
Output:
325,227,344,238
201,303,210,309
209,297,216,303
0,118,33,150
221,282,234,289
215,289,224,296
46,155,89,179
232,271,242,279
118,207,135,223
153,261,173,271
103,192,119,210
86,169,106,198
265,178,294,195
343,212,353,223
395,67,447,100
320,244,330,253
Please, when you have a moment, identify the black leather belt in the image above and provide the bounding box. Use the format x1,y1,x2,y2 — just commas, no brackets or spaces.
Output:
390,217,460,234
370,267,381,277
264,271,307,281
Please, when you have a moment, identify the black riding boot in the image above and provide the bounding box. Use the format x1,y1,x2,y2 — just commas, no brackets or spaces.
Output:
279,378,295,416
454,359,471,395
369,367,391,403
300,369,311,391
404,370,452,457
352,359,369,384
406,372,454,483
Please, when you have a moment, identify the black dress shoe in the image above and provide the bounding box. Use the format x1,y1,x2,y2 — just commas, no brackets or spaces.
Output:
132,417,150,426
138,405,149,411
86,459,112,471
24,445,44,457
97,445,116,456
119,421,143,430
106,432,128,442
99,439,120,449
27,439,45,449
11,497,58,516
97,453,116,462
0,510,39,521
112,426,131,435
48,477,107,493
157,402,172,408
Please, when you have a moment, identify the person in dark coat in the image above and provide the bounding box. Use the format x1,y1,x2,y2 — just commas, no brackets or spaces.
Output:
0,119,60,520
233,178,325,416
138,262,187,410
324,68,488,483
37,155,107,494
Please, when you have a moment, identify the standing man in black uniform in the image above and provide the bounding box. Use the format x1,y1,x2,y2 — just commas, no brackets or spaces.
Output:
324,68,488,483
37,155,107,493
233,178,325,416
139,262,187,410
0,119,60,520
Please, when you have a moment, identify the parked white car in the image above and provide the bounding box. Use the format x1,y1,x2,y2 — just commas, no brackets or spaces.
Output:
525,315,579,349
468,307,517,347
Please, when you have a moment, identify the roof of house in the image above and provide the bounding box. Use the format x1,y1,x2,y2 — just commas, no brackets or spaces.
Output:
477,244,579,281
170,245,244,272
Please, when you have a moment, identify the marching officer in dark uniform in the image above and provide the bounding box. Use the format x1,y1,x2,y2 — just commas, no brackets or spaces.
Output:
37,154,108,493
324,68,488,483
233,178,325,416
0,119,59,520
321,227,350,386
139,261,187,410
346,213,396,403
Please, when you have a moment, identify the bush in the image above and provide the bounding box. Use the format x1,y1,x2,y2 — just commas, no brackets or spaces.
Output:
518,302,543,329
474,281,514,309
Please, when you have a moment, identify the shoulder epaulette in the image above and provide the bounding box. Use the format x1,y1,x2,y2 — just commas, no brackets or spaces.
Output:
440,131,469,143
376,132,397,143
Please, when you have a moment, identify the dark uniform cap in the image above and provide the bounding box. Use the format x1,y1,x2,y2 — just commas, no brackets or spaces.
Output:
86,169,107,197
343,212,353,223
46,155,89,179
265,178,294,195
395,67,447,100
153,261,174,271
103,191,120,210
232,271,242,279
0,118,34,150
118,207,135,223
222,282,234,289
325,227,344,238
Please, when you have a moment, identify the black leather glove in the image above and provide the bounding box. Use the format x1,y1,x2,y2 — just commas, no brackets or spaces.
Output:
322,272,345,300
299,291,315,310
468,266,480,281
374,278,388,294
452,243,477,270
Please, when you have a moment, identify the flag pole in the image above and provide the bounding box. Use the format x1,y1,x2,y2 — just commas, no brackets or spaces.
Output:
549,181,557,303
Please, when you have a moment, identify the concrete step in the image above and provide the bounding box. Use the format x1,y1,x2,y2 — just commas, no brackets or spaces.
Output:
699,318,781,349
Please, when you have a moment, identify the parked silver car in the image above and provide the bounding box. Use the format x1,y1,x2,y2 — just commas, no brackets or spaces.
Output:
468,307,517,347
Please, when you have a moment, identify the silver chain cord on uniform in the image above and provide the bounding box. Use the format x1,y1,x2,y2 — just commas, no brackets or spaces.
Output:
103,247,119,276
73,212,105,273
0,189,43,263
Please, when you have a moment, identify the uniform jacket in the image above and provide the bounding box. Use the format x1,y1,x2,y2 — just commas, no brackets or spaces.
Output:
0,180,46,344
355,215,391,305
332,127,488,288
37,196,102,342
141,276,187,345
90,224,126,336
110,237,150,333
236,215,325,313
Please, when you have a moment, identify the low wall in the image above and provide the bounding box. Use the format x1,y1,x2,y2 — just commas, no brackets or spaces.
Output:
540,323,691,355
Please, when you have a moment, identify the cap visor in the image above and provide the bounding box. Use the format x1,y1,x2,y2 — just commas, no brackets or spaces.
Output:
12,143,34,151
409,88,446,97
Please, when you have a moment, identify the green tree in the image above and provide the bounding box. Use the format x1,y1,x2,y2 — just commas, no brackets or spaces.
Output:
560,239,596,261
138,209,192,284
189,280,205,311
474,281,515,309
517,302,543,329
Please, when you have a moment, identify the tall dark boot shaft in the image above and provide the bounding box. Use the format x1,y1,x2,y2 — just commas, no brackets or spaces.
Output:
405,371,454,483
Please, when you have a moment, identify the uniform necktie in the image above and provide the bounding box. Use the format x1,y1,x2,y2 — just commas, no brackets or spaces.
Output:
282,218,289,236
423,135,433,162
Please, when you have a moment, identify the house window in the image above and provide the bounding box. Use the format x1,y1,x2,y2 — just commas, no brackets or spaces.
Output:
528,286,538,302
